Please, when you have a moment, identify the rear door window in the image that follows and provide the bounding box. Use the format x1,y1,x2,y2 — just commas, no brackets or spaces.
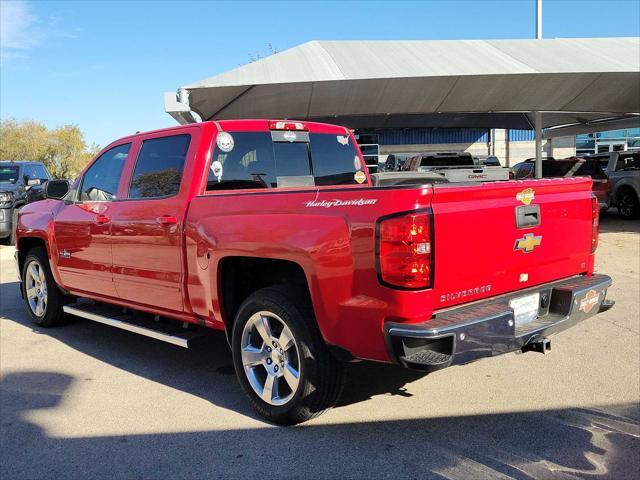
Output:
129,134,191,199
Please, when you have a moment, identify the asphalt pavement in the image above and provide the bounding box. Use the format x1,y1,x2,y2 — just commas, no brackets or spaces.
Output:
1,212,638,479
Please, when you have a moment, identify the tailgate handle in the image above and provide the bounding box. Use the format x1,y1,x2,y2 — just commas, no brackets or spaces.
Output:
516,205,540,228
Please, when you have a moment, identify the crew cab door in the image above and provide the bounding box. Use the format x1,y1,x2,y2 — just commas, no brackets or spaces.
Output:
108,132,194,312
53,143,131,297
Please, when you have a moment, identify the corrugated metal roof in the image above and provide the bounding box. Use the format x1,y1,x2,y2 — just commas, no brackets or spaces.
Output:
377,128,489,145
168,37,640,134
186,38,639,87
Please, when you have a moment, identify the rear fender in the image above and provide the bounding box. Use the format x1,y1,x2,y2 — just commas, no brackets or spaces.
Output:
186,213,354,344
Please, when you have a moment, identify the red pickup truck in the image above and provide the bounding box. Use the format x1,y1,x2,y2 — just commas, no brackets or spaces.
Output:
15,120,613,425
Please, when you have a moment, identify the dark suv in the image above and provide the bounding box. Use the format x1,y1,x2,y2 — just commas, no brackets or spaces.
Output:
0,161,52,245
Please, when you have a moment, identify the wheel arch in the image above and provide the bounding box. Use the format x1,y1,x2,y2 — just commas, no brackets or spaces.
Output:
217,256,312,340
16,236,49,277
612,181,639,205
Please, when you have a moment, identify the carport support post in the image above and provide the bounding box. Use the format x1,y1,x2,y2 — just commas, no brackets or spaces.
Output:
534,111,543,178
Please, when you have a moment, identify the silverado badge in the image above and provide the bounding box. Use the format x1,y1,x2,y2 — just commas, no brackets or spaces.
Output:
579,289,600,313
516,188,535,205
514,233,542,253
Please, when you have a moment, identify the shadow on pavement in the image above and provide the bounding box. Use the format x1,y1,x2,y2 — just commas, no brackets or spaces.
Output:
599,210,640,234
1,370,638,479
0,278,425,421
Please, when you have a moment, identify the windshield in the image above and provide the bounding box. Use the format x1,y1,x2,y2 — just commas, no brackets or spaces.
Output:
0,166,20,184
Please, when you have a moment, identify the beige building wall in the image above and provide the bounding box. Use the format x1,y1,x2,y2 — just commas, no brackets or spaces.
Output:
506,136,576,165
550,135,577,159
491,129,508,165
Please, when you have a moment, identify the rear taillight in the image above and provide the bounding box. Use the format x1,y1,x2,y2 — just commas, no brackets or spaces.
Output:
268,121,308,131
591,195,599,254
378,212,432,289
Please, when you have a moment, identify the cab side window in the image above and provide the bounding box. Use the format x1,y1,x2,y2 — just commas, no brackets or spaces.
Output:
80,144,130,201
23,164,50,181
129,134,191,199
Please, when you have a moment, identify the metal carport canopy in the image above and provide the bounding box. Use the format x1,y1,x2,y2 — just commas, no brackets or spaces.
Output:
166,37,640,137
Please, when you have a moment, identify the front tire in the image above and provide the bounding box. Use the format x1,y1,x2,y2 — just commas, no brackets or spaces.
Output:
21,247,71,327
231,285,344,425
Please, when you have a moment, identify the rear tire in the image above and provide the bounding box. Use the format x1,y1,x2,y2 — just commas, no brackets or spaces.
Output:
231,285,344,425
21,247,72,327
617,189,640,219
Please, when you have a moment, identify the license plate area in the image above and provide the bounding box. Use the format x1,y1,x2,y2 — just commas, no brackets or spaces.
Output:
509,292,540,326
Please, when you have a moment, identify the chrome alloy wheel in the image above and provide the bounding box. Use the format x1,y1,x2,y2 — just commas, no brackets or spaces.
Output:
25,260,48,317
240,311,301,406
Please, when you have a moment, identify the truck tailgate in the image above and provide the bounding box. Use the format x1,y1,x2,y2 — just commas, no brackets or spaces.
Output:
431,177,595,309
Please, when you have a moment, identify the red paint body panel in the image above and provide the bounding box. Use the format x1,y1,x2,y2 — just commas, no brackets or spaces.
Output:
430,177,594,309
16,120,599,363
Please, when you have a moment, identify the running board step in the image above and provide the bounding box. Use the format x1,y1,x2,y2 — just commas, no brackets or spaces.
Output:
63,303,202,348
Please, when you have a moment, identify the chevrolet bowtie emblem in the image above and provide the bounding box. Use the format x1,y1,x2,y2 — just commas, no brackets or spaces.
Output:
514,233,542,253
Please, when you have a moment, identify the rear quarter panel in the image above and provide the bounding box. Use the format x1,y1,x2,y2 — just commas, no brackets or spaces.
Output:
184,185,434,361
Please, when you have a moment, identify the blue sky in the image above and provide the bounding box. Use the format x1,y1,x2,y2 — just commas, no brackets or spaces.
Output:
1,0,639,148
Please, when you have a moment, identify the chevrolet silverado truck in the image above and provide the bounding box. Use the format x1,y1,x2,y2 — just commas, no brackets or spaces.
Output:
402,151,509,182
15,120,614,425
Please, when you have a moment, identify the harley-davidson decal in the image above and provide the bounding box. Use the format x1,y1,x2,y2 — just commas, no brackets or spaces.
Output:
516,188,535,205
579,289,600,313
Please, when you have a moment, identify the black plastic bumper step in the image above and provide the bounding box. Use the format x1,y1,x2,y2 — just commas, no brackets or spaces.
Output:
63,302,203,348
401,350,452,366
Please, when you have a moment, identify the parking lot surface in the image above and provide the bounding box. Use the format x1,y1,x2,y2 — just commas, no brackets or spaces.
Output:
1,213,639,480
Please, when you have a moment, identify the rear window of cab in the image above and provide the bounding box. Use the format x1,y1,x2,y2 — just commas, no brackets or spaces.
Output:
206,131,365,191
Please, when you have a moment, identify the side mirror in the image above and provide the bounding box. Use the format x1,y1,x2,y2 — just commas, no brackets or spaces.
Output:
27,178,41,187
44,180,70,200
